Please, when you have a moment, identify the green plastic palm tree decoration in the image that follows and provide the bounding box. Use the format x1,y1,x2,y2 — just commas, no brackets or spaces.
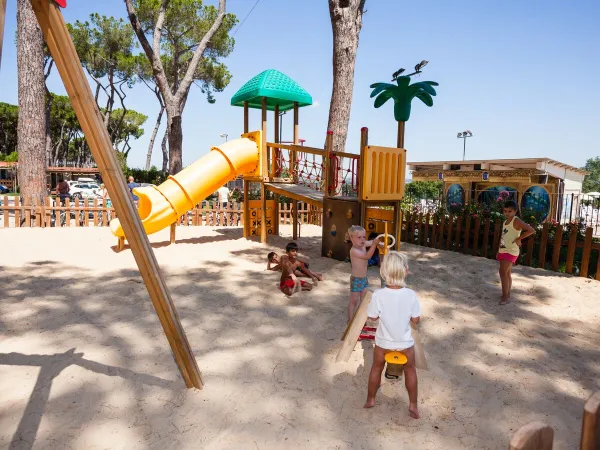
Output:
370,76,439,147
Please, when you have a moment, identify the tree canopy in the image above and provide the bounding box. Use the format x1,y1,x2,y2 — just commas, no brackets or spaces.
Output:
582,157,600,193
0,96,147,166
126,0,236,173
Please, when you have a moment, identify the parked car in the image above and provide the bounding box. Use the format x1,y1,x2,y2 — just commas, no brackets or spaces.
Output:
0,184,9,194
70,183,101,199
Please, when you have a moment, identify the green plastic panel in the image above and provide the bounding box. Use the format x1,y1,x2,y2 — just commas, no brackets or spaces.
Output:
231,69,313,111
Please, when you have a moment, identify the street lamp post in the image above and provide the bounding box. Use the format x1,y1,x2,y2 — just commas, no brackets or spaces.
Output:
220,133,228,142
457,130,473,160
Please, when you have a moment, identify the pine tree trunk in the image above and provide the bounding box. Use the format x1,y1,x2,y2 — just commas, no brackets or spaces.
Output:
327,0,365,153
167,107,183,174
145,105,164,171
161,129,169,174
16,0,47,202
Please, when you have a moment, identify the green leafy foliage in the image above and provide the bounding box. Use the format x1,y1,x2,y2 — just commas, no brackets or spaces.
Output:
0,103,18,158
582,157,600,193
405,181,443,201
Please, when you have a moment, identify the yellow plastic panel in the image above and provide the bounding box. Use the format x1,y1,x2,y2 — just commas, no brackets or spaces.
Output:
362,146,406,201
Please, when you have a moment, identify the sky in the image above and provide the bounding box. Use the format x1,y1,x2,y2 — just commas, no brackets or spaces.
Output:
1,0,599,170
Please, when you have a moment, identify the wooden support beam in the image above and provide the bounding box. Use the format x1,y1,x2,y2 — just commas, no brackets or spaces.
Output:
243,180,249,238
170,222,176,244
359,127,368,226
324,131,334,197
291,104,299,240
243,101,249,134
260,182,267,243
30,0,203,389
117,236,125,253
273,105,280,236
0,0,6,71
260,97,268,243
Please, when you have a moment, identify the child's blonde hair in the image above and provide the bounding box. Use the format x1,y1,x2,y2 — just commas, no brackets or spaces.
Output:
345,225,365,242
380,251,408,287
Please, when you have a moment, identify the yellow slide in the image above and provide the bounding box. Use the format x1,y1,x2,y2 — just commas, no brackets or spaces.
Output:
110,131,261,237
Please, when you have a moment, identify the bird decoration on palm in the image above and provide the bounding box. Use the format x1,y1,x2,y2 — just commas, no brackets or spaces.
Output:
370,74,439,147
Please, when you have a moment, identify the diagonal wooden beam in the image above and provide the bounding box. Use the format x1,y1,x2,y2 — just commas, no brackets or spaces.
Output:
0,0,6,71
29,0,203,389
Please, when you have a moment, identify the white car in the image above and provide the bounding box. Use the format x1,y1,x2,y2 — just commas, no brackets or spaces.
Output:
70,182,101,199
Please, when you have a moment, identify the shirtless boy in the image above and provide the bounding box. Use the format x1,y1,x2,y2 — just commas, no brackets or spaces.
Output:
347,226,381,323
279,243,316,295
267,251,323,280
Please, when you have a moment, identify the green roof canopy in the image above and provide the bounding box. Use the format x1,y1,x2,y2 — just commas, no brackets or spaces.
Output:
230,69,312,111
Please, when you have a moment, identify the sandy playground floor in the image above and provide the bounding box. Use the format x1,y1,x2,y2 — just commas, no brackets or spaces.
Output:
1,225,599,449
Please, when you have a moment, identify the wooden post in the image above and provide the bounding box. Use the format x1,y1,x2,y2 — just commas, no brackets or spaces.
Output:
580,390,600,450
565,224,578,274
580,227,593,278
509,422,553,450
324,130,334,198
482,218,491,258
117,236,125,252
243,181,249,238
170,222,176,244
261,96,268,179
291,102,299,239
260,97,268,244
395,206,402,251
538,223,550,269
243,101,249,133
273,105,280,236
524,236,534,267
551,224,563,271
29,0,203,389
0,0,6,71
472,217,481,256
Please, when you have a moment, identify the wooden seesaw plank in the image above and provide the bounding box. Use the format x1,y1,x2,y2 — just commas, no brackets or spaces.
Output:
509,421,553,450
337,289,373,362
580,390,600,450
29,0,202,389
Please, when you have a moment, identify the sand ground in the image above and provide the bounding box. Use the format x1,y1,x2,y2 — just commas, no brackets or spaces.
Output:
1,225,599,450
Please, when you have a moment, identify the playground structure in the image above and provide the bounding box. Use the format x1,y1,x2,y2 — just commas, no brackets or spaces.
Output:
1,1,433,390
110,68,410,262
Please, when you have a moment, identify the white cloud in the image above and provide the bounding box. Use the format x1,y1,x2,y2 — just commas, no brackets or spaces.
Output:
310,101,320,108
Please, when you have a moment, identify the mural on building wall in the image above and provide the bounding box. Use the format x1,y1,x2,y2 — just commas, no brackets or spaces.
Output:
477,186,518,206
521,186,551,221
446,184,465,211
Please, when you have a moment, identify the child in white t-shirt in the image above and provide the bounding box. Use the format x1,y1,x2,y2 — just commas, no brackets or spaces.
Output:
364,251,421,419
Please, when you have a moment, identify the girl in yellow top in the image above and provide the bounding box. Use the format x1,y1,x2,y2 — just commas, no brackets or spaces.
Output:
497,200,535,305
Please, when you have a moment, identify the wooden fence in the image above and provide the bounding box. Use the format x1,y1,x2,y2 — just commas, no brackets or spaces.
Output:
401,211,600,280
0,196,323,229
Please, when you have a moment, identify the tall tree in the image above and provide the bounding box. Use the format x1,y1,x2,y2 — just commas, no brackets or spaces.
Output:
16,0,47,201
327,0,366,153
68,14,137,145
125,0,236,174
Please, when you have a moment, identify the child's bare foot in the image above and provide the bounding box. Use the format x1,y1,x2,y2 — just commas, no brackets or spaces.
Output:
363,398,376,408
499,296,511,305
315,274,324,281
409,405,420,419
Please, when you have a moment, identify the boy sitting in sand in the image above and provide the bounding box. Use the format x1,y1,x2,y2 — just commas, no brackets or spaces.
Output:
364,251,421,419
347,226,381,323
267,250,323,280
279,243,318,295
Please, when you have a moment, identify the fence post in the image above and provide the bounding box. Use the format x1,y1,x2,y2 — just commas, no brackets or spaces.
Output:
472,217,481,256
524,236,534,267
492,219,501,256
438,215,445,249
454,214,462,252
446,214,454,251
537,223,549,269
463,214,471,254
580,227,593,278
563,224,576,273
580,390,600,450
551,224,563,272
482,218,491,258
15,196,21,228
